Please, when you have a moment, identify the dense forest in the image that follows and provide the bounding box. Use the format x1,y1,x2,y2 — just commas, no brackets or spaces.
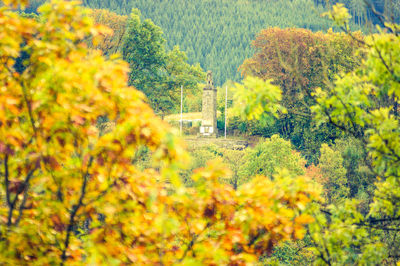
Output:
24,0,371,85
1,0,400,265
24,0,400,85
83,0,337,85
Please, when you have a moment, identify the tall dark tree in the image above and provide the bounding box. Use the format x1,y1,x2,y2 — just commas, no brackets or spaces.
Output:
122,9,166,95
122,9,204,117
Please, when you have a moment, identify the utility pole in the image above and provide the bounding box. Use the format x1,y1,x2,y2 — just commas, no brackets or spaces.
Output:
180,85,183,136
225,85,227,139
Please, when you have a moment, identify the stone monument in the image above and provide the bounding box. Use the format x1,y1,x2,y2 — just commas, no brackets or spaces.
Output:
200,71,217,137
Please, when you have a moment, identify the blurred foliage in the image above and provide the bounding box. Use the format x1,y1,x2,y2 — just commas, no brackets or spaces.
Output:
87,9,128,55
309,4,400,263
179,145,220,186
309,200,387,265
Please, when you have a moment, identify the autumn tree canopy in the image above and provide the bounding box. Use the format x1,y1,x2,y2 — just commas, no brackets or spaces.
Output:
238,27,363,163
88,8,128,55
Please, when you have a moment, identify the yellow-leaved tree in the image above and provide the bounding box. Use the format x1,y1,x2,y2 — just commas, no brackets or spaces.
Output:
0,0,320,264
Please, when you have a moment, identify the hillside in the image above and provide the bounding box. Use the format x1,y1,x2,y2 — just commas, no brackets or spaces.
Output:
87,0,335,85
26,0,356,85
24,0,399,85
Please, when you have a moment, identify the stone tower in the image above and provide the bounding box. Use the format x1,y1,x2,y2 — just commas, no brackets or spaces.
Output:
200,71,217,137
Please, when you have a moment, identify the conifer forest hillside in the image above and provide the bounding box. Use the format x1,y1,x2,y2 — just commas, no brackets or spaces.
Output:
24,0,386,85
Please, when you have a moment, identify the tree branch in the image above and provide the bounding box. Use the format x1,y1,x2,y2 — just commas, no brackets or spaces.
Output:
375,45,400,84
21,80,37,138
60,156,93,264
307,227,332,266
363,0,398,36
7,169,35,226
178,221,211,263
4,155,10,208
14,182,30,226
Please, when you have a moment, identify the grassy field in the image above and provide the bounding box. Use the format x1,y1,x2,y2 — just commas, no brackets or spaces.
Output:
165,111,224,122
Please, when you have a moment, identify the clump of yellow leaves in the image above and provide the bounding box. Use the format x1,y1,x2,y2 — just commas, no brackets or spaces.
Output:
0,0,320,264
231,76,286,121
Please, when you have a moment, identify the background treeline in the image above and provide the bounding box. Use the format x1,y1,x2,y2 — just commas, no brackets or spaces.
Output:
24,0,370,85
